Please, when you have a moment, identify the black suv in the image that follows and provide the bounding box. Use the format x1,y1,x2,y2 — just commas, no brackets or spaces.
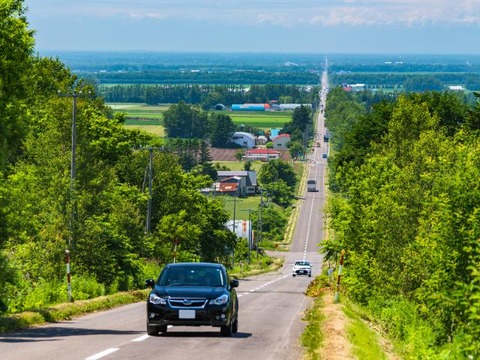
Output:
146,262,239,337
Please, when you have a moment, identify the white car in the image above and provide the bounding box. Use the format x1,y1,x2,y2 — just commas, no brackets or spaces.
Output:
292,260,312,277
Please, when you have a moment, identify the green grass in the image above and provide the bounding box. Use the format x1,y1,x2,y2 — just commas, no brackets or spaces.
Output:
301,292,326,360
0,290,149,334
125,124,165,136
217,195,261,220
214,160,263,172
343,301,389,360
226,111,291,129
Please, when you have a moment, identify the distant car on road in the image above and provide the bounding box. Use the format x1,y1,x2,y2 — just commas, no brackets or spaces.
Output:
307,180,317,192
292,260,312,277
146,262,239,337
322,153,328,158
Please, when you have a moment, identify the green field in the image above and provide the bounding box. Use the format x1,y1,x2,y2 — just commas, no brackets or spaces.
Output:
108,103,291,131
222,111,292,129
109,103,166,126
125,125,165,136
217,195,261,221
215,161,263,172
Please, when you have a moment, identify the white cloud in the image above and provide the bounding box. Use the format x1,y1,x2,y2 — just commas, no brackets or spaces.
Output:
26,0,480,26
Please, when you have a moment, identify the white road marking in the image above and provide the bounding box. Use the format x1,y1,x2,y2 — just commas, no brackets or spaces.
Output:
132,334,150,342
85,348,119,360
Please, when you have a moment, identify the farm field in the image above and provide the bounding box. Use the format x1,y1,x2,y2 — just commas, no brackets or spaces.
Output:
215,161,263,172
108,103,292,134
125,125,165,136
223,111,292,129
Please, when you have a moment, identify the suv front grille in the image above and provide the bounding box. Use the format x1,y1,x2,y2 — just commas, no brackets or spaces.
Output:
168,297,208,309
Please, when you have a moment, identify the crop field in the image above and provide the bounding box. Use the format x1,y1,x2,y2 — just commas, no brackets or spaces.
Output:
109,103,292,134
108,103,165,125
222,111,291,129
125,125,165,136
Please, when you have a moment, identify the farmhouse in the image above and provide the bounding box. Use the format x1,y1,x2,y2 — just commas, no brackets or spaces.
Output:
217,171,257,196
201,171,257,197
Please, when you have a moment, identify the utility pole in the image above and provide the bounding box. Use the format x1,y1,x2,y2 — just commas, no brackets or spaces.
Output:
58,90,87,303
58,91,83,248
225,195,241,266
256,189,265,258
137,146,163,234
241,209,254,264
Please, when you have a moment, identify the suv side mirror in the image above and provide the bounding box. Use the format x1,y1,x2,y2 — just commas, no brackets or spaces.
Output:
145,279,155,288
230,279,239,288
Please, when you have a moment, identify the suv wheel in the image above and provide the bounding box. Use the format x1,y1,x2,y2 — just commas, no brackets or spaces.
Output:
147,323,159,336
220,321,233,337
232,317,238,334
159,324,168,333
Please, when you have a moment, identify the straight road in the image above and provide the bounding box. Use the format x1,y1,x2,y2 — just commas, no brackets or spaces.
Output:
0,69,330,360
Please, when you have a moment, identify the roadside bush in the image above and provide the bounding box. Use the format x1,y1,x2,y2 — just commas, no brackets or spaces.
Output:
368,296,438,359
72,276,106,301
23,279,68,310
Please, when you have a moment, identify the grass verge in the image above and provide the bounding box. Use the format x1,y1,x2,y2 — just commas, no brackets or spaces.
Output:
0,290,149,334
343,300,389,360
301,278,326,359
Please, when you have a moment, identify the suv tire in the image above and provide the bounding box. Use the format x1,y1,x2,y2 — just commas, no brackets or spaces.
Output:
147,323,159,336
220,321,233,337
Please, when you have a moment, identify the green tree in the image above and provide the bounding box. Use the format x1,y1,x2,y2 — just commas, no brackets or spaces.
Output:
209,113,236,147
0,0,35,171
287,141,304,160
163,101,209,139
259,159,297,189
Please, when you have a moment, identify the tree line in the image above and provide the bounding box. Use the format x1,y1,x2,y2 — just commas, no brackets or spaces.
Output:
323,86,480,357
100,83,319,110
330,72,480,92
84,70,321,86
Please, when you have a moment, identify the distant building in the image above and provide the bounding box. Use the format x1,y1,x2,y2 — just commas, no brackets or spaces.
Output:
279,104,312,111
200,171,258,197
449,85,465,91
270,128,280,138
217,171,257,196
344,84,366,92
231,103,270,111
243,148,280,162
257,135,268,145
230,132,256,148
272,133,291,150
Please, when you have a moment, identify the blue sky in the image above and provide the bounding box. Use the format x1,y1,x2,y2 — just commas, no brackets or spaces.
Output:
25,0,480,54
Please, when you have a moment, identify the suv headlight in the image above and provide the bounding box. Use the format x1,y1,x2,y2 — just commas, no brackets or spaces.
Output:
149,293,167,305
209,294,229,305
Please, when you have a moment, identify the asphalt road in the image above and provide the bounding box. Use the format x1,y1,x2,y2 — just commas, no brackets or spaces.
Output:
0,70,330,360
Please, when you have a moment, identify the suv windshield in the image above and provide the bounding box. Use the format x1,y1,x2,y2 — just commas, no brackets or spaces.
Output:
157,266,224,287
295,261,310,266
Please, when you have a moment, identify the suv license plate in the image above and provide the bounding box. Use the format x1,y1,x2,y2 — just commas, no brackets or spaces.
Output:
179,310,196,319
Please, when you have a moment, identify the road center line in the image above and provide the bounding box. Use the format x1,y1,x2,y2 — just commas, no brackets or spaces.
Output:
85,348,119,360
132,334,150,342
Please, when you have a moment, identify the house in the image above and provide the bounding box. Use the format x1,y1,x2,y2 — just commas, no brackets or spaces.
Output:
217,171,257,196
200,177,241,197
230,132,256,149
243,148,281,162
273,133,291,150
257,135,268,145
